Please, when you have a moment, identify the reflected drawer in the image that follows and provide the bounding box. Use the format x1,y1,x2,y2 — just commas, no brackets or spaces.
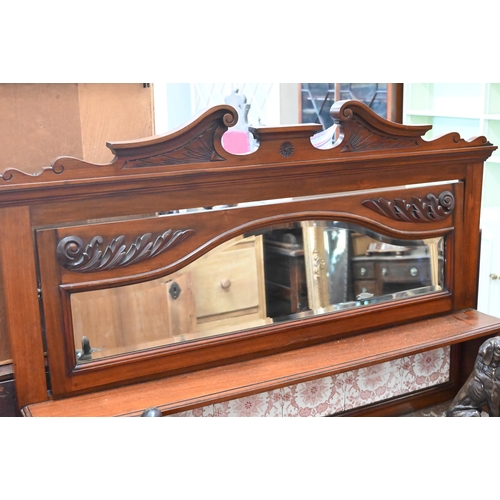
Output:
377,260,430,283
192,241,261,319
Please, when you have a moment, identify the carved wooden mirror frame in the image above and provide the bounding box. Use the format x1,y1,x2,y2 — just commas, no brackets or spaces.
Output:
0,100,496,410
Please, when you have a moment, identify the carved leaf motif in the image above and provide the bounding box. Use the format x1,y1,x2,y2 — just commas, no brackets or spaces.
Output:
57,229,195,272
124,123,225,168
362,191,455,222
341,129,418,152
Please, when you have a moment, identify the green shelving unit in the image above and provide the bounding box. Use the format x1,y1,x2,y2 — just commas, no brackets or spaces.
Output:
404,83,500,317
403,83,500,208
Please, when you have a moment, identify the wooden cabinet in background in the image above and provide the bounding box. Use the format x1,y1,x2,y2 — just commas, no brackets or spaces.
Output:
0,83,154,174
352,250,433,298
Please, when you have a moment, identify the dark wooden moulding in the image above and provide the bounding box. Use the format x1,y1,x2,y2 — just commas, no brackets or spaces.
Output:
1,100,499,417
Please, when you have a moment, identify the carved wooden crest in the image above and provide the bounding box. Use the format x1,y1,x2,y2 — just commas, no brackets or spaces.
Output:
0,100,494,191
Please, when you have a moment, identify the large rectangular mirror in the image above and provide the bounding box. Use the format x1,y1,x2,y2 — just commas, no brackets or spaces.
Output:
71,220,445,363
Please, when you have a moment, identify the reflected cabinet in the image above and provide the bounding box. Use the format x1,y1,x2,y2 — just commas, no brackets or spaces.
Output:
2,99,500,416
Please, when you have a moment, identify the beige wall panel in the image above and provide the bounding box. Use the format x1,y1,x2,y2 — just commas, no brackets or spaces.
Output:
78,83,154,165
0,83,83,174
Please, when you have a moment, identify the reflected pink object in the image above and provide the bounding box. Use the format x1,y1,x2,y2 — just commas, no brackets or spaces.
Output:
222,130,251,154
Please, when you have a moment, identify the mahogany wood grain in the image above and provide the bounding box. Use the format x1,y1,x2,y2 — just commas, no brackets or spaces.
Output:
0,269,11,363
22,309,500,417
461,163,484,308
0,207,47,407
44,292,455,398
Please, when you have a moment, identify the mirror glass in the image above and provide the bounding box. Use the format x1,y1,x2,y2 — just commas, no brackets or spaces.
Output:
72,221,445,362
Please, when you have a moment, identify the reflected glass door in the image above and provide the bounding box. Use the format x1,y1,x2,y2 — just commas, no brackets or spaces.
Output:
300,83,401,130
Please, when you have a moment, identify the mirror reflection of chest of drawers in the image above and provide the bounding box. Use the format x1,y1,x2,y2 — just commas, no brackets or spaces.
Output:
71,234,268,359
351,248,433,298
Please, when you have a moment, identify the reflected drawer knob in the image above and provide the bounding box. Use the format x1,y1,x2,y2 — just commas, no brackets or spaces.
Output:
490,273,499,280
220,279,232,289
410,267,418,277
381,267,388,276
360,267,367,276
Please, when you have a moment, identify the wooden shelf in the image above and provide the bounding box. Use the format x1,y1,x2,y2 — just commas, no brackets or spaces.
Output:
22,309,500,417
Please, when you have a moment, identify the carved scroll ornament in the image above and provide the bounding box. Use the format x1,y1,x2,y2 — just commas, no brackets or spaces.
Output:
362,191,455,223
57,229,195,272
